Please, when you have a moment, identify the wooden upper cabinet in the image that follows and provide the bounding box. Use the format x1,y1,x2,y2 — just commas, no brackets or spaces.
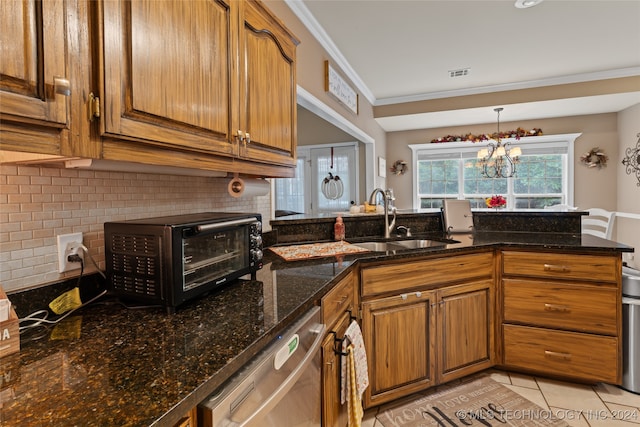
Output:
98,0,298,169
100,0,234,155
238,0,298,167
0,0,69,128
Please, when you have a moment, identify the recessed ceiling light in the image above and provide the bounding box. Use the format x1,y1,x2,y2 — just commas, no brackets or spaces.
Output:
515,0,544,8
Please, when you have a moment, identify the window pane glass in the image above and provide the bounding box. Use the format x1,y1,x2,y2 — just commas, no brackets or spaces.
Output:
274,158,306,213
513,155,564,195
420,198,445,209
316,150,353,212
418,160,459,195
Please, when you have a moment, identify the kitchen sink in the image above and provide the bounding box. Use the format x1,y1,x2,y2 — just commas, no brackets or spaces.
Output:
351,241,407,252
351,239,448,252
393,239,448,249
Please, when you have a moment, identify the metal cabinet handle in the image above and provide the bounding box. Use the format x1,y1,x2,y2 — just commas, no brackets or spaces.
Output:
54,77,71,96
400,292,426,301
543,264,570,273
544,303,571,313
544,350,572,360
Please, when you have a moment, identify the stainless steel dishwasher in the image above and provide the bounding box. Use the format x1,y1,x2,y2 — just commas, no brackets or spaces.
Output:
622,266,640,394
199,307,326,426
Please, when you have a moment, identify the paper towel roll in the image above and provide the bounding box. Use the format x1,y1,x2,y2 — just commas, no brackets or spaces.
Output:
228,177,270,198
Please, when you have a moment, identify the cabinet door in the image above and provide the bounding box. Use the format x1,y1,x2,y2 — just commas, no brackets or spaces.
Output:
437,280,495,383
362,290,437,408
0,0,68,127
100,0,233,155
321,312,351,427
238,0,298,167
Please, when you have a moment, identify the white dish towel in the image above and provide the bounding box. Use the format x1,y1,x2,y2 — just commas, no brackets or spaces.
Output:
340,320,369,404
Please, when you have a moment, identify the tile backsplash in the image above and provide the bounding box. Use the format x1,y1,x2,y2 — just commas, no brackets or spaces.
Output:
0,164,271,293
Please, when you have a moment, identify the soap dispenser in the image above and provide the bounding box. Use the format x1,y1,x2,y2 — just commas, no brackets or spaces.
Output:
334,215,345,241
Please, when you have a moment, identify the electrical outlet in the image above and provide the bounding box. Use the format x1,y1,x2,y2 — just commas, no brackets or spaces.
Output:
57,232,84,273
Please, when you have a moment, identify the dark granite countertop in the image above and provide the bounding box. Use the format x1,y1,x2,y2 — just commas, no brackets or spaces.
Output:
1,231,631,426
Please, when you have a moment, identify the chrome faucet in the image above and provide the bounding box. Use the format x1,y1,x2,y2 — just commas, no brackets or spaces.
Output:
368,188,397,238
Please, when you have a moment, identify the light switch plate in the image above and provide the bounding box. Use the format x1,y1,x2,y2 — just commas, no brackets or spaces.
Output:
57,232,84,273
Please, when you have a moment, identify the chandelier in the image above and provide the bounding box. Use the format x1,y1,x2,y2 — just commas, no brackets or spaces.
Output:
477,107,522,178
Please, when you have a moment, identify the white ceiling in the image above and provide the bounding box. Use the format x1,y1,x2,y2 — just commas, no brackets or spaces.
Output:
291,0,640,132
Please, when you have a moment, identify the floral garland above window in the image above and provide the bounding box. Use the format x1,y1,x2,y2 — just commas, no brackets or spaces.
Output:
430,127,543,143
580,147,608,169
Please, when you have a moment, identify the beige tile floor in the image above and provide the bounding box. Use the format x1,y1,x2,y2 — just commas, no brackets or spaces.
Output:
362,370,640,426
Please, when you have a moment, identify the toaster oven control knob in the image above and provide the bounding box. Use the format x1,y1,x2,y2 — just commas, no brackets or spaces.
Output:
252,235,263,247
253,221,262,233
252,249,263,262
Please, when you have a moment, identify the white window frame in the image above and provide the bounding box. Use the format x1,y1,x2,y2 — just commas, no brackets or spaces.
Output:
409,133,581,210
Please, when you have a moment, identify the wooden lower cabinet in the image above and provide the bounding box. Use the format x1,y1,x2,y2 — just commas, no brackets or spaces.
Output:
438,279,495,384
500,250,622,384
172,407,197,427
361,279,495,408
321,271,357,427
362,290,437,408
321,311,351,427
503,324,619,384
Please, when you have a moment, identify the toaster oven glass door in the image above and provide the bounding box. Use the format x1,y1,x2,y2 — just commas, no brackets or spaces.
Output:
182,227,249,291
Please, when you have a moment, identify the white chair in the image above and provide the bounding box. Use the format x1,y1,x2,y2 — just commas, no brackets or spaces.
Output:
544,204,577,211
582,208,616,240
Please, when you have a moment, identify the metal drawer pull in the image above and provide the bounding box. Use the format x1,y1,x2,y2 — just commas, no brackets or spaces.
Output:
543,264,570,273
544,350,572,360
544,303,571,313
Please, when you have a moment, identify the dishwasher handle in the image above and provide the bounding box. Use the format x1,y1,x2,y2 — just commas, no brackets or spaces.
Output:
233,322,327,427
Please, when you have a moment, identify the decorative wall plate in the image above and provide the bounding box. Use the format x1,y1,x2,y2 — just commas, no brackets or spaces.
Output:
622,133,640,186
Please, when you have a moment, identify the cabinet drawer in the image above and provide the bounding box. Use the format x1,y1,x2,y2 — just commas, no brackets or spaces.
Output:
503,279,618,335
502,251,619,283
321,271,356,328
361,252,493,297
503,324,619,384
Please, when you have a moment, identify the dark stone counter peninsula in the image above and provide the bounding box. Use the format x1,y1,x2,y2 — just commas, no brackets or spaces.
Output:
2,211,632,426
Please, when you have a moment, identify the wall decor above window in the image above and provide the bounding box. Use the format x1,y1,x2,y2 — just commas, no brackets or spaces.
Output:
622,133,640,187
430,127,543,144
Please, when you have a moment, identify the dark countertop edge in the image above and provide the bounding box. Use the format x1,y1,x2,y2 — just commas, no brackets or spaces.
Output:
270,210,587,225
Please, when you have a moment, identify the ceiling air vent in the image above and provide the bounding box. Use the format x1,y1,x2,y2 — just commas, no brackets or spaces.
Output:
449,68,470,78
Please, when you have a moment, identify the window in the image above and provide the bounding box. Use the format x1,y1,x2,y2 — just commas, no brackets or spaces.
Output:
410,134,578,210
274,143,359,214
274,157,307,214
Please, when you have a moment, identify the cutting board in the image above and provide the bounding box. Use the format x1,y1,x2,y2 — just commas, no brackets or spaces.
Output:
269,241,370,261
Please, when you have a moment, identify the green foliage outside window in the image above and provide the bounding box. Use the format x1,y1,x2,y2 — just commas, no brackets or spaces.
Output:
418,154,565,209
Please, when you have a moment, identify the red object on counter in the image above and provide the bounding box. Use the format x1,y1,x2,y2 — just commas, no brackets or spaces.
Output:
334,215,345,241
